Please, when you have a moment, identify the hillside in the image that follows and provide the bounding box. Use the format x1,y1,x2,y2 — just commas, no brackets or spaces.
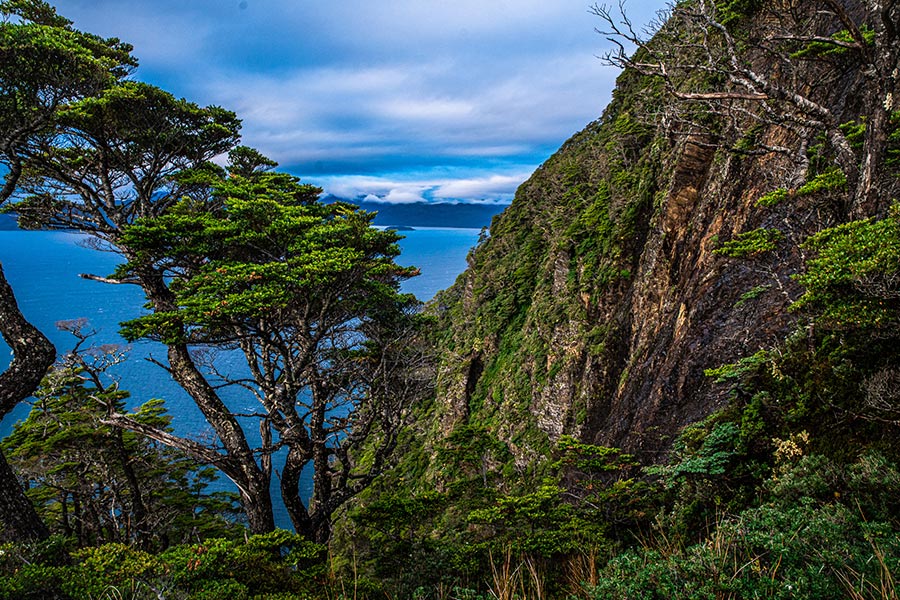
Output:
331,1,900,594
1,0,899,597
418,1,900,465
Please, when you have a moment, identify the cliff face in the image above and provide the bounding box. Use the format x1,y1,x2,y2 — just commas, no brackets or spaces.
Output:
423,2,898,469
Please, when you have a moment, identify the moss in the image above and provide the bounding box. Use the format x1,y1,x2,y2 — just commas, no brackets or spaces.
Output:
714,0,764,31
713,228,783,258
734,284,772,308
756,187,789,207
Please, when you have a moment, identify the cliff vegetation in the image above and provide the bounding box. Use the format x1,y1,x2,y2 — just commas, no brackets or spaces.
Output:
1,0,900,598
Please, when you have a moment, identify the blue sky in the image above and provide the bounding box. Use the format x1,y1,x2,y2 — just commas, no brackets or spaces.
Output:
49,0,661,204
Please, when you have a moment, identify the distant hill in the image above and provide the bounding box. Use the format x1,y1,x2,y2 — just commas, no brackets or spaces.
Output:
323,196,507,229
0,201,508,231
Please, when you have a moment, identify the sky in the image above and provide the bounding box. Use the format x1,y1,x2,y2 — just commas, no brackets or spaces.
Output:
48,0,662,205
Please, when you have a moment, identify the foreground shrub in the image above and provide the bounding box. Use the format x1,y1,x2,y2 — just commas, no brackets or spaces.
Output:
589,460,900,600
0,531,325,600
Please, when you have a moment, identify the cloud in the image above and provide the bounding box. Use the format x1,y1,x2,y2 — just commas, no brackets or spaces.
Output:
317,171,530,204
199,51,620,176
51,0,663,201
432,175,526,202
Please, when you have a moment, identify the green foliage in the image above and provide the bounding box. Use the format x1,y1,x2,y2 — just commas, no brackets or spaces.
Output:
889,110,900,169
795,167,848,197
0,0,135,117
733,284,771,308
435,424,511,485
713,0,764,30
0,532,324,600
669,421,744,478
11,78,242,233
733,123,764,153
590,500,899,600
467,483,591,557
2,362,241,548
339,433,651,599
713,228,783,258
792,206,900,330
590,450,900,600
755,187,789,207
114,164,426,542
755,167,847,208
790,26,876,59
117,173,416,344
703,349,769,382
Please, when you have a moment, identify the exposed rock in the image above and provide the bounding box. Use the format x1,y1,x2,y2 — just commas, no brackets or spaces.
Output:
420,1,900,481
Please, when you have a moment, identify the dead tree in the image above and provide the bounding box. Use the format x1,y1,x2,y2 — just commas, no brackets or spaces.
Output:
592,0,900,217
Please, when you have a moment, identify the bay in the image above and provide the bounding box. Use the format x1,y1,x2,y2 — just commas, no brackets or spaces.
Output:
0,226,480,528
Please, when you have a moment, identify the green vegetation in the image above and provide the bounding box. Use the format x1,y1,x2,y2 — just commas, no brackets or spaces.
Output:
793,204,900,329
755,168,848,208
0,531,324,599
713,227,783,257
3,360,241,548
790,26,876,59
1,0,900,598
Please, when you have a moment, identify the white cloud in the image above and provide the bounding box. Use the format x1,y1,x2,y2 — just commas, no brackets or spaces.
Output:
51,0,663,200
316,170,530,204
432,175,526,201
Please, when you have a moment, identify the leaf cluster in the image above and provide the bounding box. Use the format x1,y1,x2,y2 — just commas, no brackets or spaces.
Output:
2,366,242,548
792,205,900,330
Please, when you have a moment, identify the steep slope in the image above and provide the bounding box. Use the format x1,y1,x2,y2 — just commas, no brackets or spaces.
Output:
420,1,899,472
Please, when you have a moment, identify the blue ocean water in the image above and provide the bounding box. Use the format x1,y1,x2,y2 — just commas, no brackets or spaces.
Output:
0,226,480,527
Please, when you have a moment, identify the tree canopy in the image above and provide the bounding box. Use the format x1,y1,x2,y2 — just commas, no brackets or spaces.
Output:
111,165,430,542
0,0,135,543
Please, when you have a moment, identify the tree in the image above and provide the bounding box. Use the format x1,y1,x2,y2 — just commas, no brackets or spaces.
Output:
7,79,283,532
792,202,900,332
110,165,432,542
592,0,900,217
3,322,242,548
0,0,134,542
7,10,430,540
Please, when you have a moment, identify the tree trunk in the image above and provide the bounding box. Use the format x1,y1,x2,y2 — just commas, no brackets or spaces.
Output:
0,262,54,542
281,446,313,539
0,450,48,542
854,0,900,217
113,428,147,545
854,100,890,218
166,343,276,534
0,264,55,416
132,266,276,533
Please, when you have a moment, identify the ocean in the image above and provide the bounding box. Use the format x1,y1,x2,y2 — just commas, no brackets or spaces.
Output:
0,226,481,527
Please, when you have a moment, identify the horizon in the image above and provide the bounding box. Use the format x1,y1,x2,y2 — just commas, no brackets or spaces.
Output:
47,0,662,205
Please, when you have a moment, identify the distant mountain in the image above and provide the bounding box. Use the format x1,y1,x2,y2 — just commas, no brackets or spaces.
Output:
323,196,508,229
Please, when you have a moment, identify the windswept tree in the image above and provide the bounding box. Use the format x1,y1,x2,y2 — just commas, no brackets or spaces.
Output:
14,81,432,539
593,0,900,217
3,322,242,548
7,1,430,539
0,0,134,542
10,81,287,532
109,163,432,542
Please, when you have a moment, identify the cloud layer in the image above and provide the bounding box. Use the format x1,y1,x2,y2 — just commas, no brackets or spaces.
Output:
51,0,661,203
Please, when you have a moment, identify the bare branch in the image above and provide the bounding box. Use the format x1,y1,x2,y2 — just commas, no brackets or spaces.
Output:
79,272,140,285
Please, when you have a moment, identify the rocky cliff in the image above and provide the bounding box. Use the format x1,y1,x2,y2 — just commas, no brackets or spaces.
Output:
418,0,899,475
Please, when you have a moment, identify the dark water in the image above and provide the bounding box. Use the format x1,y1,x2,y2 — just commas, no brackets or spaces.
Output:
0,227,480,527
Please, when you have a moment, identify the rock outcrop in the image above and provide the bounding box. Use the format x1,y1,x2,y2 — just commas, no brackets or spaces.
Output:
422,1,899,472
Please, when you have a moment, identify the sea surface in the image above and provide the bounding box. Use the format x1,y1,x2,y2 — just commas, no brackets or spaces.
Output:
0,226,481,527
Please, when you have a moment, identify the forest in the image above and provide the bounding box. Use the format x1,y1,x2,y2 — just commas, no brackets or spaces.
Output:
1,0,900,598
